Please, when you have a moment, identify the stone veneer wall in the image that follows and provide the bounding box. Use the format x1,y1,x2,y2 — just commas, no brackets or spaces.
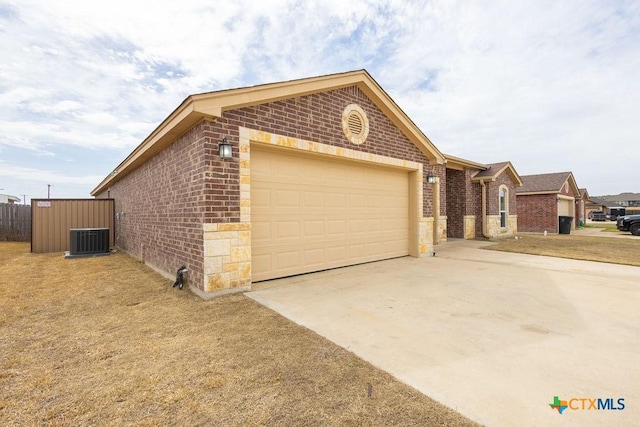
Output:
463,215,476,239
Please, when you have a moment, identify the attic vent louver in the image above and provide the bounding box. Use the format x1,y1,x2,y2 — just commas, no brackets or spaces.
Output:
348,113,363,135
342,104,369,145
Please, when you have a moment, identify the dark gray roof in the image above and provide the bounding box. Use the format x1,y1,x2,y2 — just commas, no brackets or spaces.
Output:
516,172,572,193
589,197,608,205
473,161,510,179
596,192,640,202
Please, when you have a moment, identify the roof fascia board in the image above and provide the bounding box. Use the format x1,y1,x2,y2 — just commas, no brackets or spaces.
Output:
192,72,363,113
355,79,445,165
92,69,447,194
91,100,212,195
566,173,580,196
504,163,524,187
471,174,496,182
444,154,488,170
516,190,563,196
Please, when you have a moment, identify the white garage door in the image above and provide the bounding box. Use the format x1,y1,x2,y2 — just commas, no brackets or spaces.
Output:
251,146,409,282
558,198,573,216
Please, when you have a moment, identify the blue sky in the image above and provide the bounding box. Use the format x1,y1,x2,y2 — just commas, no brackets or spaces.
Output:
1,0,639,203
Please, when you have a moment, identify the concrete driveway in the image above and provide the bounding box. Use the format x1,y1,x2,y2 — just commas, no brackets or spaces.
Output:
248,240,640,426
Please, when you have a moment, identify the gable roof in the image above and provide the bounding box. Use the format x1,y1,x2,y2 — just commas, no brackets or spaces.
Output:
516,172,580,196
597,192,640,203
91,69,445,196
588,196,608,205
443,154,523,186
579,188,589,200
471,161,523,187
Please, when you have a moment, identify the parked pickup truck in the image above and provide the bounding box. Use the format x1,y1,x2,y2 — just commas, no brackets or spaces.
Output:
616,215,640,236
589,211,607,221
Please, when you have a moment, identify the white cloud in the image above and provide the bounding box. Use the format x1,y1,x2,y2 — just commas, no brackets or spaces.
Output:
0,0,639,197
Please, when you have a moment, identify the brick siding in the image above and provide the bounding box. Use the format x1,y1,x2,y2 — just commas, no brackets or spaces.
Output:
446,167,480,238
486,173,517,216
517,194,557,233
98,123,210,288
217,86,444,217
98,85,444,291
446,169,465,238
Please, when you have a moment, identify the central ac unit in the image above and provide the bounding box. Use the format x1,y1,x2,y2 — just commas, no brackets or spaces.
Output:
65,228,110,258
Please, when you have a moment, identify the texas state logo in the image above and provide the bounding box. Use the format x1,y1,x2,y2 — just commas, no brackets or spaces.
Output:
549,396,569,414
549,395,625,414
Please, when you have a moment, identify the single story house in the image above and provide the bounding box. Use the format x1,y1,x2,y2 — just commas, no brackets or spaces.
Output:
585,196,607,218
595,192,640,207
516,172,581,233
92,70,521,298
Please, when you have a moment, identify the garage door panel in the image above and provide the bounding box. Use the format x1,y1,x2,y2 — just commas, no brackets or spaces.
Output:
303,220,325,236
326,192,346,207
348,194,366,208
558,199,572,216
252,221,272,241
326,245,347,262
252,188,272,207
252,253,272,274
303,191,324,207
327,219,346,235
276,190,299,206
275,221,299,239
276,250,300,270
251,146,409,282
274,157,299,178
348,218,367,233
303,248,325,265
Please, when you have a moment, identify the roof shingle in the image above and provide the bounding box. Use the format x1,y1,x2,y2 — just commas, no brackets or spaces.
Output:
516,172,572,193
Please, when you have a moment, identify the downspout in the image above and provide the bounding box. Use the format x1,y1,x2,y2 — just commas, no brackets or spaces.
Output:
480,179,491,238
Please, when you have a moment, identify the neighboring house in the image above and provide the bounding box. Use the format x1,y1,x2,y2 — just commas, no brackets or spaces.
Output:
596,192,640,207
0,194,20,204
445,156,522,239
585,196,607,218
516,172,581,233
92,70,519,299
584,196,639,219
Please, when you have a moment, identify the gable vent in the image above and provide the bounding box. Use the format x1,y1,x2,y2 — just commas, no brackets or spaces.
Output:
347,113,363,135
342,104,369,145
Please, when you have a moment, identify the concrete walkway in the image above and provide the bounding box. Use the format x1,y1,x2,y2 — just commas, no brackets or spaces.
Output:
248,240,640,426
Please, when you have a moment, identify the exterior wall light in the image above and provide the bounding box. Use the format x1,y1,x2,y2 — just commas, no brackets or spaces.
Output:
426,171,437,184
219,137,232,159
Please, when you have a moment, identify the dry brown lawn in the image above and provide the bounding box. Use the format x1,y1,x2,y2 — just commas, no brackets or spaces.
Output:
0,242,478,427
484,233,640,266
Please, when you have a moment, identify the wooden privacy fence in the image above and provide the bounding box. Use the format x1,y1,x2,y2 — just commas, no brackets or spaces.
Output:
0,203,31,241
31,199,115,253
